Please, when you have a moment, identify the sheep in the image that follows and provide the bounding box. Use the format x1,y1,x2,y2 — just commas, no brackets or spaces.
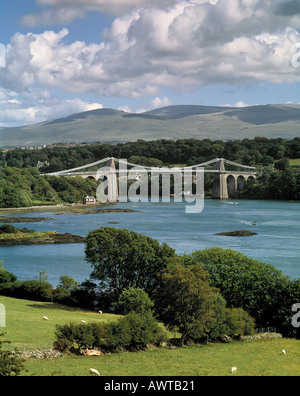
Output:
282,350,286,355
43,316,49,321
89,368,101,376
98,310,103,314
231,367,237,374
81,320,87,323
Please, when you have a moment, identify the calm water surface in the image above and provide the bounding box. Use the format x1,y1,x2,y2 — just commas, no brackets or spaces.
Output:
0,199,299,285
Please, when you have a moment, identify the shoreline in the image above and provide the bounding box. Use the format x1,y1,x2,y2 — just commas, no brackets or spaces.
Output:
0,203,111,215
0,197,299,216
0,233,85,247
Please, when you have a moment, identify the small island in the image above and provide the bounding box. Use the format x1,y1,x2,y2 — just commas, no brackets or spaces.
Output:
0,225,85,247
0,216,51,223
215,230,258,237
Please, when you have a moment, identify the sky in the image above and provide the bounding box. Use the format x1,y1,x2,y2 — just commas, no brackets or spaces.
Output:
2,0,300,127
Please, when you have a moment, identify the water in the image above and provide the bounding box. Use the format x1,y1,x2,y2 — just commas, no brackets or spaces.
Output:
0,199,300,285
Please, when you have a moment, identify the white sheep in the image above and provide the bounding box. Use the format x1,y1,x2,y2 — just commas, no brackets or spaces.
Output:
43,316,49,321
98,310,103,314
89,368,101,376
282,349,286,355
81,320,87,323
231,367,237,374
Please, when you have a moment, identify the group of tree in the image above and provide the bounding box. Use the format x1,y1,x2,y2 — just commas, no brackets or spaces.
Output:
0,167,98,208
1,228,299,355
242,158,300,200
3,137,300,171
1,137,300,207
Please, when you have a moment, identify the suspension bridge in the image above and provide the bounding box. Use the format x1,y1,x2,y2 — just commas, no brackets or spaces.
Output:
43,157,257,201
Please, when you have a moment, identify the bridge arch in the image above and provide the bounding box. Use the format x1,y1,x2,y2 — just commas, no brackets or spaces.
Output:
237,175,246,191
227,175,237,198
212,159,257,199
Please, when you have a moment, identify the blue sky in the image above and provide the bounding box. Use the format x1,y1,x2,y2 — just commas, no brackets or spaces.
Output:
1,0,300,127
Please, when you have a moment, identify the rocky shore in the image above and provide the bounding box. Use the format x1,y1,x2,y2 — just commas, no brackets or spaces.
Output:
0,231,85,247
215,230,258,237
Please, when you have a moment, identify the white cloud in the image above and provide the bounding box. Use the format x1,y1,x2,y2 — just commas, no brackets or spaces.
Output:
118,96,172,114
20,0,176,26
3,0,300,126
0,88,103,127
20,8,86,28
222,100,256,108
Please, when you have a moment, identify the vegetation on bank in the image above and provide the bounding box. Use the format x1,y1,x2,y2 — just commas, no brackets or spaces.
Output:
0,137,300,208
215,230,257,236
2,137,300,171
0,224,84,247
0,167,99,208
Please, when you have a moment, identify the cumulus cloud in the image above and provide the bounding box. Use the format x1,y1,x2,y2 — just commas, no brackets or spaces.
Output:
0,88,103,127
4,1,300,96
3,0,300,126
20,8,86,28
20,0,176,26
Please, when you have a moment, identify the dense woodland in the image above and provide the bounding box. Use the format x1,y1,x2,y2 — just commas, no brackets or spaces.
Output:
0,137,300,207
2,137,300,170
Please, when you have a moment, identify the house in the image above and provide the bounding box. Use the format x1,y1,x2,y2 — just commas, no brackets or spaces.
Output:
83,196,97,204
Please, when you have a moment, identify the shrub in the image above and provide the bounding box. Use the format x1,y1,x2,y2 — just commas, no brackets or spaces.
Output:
187,294,256,343
0,333,26,376
224,307,256,338
104,312,166,352
54,313,166,353
115,287,154,315
0,269,17,284
0,225,20,234
0,280,53,302
54,321,108,352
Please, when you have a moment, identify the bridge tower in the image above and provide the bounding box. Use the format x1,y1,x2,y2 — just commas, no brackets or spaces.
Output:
107,157,119,202
212,159,229,200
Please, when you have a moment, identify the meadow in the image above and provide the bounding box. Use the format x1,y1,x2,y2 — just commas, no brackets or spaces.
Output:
1,296,300,376
290,158,300,167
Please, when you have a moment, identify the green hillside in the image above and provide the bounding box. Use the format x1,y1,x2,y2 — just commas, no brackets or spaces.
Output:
1,104,300,148
2,296,300,376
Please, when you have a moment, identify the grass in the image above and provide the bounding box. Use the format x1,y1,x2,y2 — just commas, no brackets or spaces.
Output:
1,296,300,376
22,339,300,377
0,231,57,241
290,159,300,167
0,296,119,351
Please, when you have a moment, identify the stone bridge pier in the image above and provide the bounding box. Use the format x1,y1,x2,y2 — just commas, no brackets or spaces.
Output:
212,159,256,199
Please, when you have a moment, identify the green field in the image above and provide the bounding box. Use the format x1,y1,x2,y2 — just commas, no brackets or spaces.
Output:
290,159,300,167
1,296,300,376
0,296,118,351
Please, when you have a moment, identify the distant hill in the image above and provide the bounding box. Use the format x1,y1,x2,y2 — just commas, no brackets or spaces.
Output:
1,104,300,148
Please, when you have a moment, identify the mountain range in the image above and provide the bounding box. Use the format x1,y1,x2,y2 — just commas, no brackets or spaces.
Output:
1,104,300,148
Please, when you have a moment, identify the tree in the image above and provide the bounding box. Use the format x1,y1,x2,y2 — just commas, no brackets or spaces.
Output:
154,265,217,346
0,333,26,376
274,158,290,172
115,287,154,316
191,248,299,334
85,228,176,298
53,276,79,304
